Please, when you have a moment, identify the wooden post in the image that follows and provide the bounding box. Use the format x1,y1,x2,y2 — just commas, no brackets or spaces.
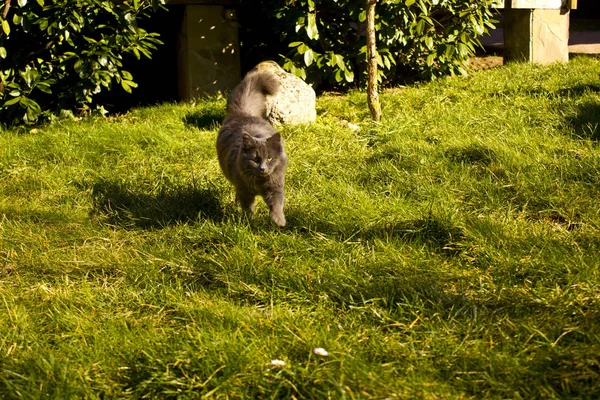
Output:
366,0,381,122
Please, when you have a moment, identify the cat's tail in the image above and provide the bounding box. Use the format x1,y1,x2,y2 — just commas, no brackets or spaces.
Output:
227,70,279,118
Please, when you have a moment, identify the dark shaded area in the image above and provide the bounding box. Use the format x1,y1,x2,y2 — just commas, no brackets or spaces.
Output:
360,217,466,254
566,100,600,141
557,82,600,97
237,2,288,75
366,150,421,170
482,81,600,142
445,144,497,166
91,180,224,229
94,6,185,113
486,82,600,100
284,210,465,255
183,106,226,130
572,0,600,19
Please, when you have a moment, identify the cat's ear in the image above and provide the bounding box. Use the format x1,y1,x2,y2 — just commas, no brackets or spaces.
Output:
242,132,255,148
267,132,282,147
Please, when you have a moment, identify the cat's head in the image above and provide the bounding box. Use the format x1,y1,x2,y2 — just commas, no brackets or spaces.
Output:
241,132,286,177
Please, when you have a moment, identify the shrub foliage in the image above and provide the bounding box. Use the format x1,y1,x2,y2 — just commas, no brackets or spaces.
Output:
241,0,496,88
0,0,165,125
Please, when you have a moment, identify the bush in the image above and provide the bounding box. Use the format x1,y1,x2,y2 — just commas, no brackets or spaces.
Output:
0,0,165,125
239,0,496,88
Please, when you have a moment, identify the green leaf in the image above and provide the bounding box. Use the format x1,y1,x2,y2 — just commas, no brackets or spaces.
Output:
36,0,44,5
306,13,319,40
17,0,27,7
36,83,52,94
20,96,35,107
335,54,345,69
424,36,433,50
27,98,42,114
26,106,40,123
327,52,336,67
295,16,305,33
383,55,391,70
4,96,21,106
2,20,11,36
121,80,138,93
426,53,436,67
0,47,6,59
74,59,84,73
416,19,425,35
344,68,354,83
296,44,309,55
334,69,343,83
304,49,314,67
121,81,132,93
124,13,136,25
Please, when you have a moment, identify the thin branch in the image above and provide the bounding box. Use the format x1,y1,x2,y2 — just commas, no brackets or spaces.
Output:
366,0,381,122
2,0,11,19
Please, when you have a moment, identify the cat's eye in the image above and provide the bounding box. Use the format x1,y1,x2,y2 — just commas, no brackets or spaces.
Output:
267,158,273,162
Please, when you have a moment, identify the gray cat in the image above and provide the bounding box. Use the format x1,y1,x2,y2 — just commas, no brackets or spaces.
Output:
216,70,288,227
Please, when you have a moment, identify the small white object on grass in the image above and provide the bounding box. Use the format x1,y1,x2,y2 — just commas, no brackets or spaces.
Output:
313,347,329,356
270,359,286,367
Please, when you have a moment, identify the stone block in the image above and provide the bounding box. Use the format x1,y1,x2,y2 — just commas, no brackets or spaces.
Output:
504,8,570,64
253,61,317,126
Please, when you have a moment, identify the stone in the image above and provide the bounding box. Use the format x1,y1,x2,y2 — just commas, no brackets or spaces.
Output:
253,61,316,125
503,8,570,65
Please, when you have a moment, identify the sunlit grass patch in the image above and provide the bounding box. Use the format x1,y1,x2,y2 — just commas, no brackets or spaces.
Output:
1,56,600,398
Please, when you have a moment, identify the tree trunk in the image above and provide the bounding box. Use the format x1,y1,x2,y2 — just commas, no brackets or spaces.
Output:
366,0,381,122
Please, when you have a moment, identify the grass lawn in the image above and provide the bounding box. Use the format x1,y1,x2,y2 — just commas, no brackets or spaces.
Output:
1,56,600,398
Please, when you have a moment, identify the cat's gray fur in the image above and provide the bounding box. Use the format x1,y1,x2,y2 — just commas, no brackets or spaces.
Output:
216,70,288,227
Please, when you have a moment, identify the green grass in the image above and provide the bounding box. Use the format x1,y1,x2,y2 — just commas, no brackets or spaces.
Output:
2,56,600,398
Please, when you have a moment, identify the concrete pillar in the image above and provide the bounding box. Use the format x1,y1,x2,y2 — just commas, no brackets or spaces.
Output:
177,4,241,100
504,6,570,64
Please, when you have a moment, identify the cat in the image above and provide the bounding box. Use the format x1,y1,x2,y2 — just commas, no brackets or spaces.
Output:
216,70,288,227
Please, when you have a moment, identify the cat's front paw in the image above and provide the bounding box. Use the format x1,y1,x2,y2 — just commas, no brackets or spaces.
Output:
271,212,286,227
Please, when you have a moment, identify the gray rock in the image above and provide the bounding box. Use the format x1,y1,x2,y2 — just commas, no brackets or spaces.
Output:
253,61,316,125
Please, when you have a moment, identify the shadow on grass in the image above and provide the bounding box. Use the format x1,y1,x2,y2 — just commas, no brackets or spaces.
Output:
445,144,497,166
489,82,600,100
566,100,600,141
361,217,466,253
183,105,225,130
91,180,224,229
286,210,465,255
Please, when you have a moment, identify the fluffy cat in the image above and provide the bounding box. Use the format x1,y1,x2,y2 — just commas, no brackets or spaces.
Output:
216,70,288,227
